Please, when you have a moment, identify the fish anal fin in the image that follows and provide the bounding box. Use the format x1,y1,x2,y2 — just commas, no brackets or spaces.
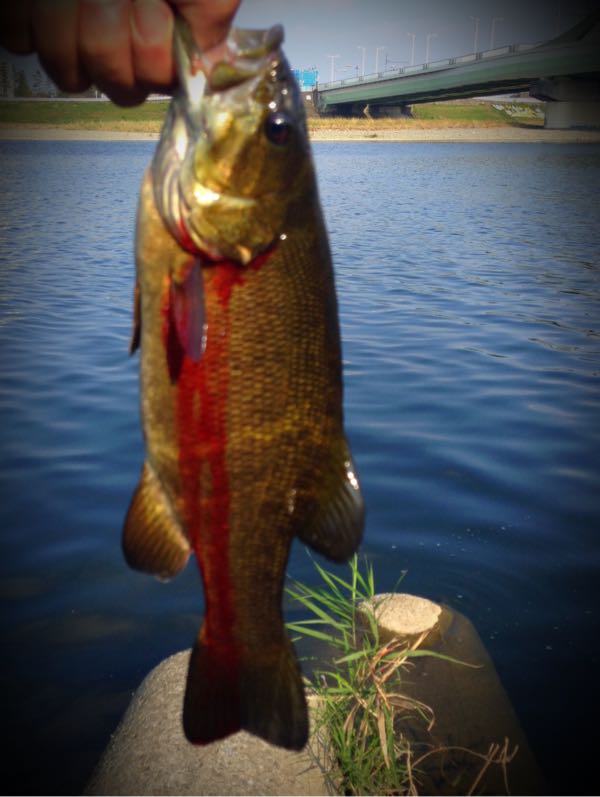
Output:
296,438,365,563
129,282,141,355
123,462,191,579
183,634,308,750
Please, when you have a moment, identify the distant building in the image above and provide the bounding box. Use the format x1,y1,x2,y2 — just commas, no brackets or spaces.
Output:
292,68,319,93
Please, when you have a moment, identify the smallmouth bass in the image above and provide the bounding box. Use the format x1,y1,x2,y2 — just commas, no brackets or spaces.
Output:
123,21,364,750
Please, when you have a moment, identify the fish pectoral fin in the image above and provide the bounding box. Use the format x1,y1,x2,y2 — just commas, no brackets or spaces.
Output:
129,282,141,355
122,462,191,579
167,258,206,383
183,634,308,750
296,438,365,563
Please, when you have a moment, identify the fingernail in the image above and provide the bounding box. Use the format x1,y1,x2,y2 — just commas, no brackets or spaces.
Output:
132,0,172,45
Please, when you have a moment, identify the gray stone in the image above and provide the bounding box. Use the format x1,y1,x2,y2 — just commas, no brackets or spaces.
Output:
86,650,330,796
360,592,442,638
360,593,547,795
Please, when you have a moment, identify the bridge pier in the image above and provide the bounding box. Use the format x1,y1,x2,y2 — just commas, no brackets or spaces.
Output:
312,101,357,117
312,101,413,119
544,102,600,130
531,77,600,129
365,103,413,119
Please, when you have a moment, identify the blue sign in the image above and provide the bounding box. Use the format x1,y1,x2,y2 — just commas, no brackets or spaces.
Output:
292,68,318,91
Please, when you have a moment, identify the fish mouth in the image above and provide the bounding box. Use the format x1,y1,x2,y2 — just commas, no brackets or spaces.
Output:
205,26,285,90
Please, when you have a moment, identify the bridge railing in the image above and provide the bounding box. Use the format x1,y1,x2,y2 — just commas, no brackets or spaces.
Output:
481,45,511,59
316,42,541,91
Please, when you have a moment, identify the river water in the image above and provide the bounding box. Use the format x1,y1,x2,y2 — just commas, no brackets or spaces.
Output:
1,140,599,794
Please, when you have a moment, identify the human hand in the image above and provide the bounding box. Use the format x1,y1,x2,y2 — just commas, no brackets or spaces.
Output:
0,0,241,106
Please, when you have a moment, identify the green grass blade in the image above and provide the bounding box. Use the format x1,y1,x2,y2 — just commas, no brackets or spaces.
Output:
367,560,375,596
403,649,479,667
351,558,373,597
334,649,370,665
288,581,347,612
311,566,347,601
285,623,340,644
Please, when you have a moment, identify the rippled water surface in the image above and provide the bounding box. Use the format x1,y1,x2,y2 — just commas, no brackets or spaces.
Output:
1,140,599,794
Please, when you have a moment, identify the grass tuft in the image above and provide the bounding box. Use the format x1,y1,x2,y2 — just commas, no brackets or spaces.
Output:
286,555,517,795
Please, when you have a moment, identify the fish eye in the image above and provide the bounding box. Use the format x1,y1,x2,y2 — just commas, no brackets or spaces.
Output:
264,111,292,146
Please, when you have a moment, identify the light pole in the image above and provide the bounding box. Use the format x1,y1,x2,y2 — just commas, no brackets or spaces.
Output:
357,45,366,77
425,32,438,62
490,17,503,48
375,46,386,73
469,16,479,53
406,32,416,66
326,54,340,82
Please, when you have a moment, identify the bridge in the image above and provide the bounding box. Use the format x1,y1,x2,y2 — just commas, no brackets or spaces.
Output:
312,13,600,128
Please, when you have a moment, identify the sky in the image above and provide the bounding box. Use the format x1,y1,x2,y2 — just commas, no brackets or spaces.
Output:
235,0,597,81
2,0,597,89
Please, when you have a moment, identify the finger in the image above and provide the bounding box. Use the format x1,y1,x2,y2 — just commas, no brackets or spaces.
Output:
130,0,174,91
78,0,147,106
30,0,90,93
170,0,241,51
0,0,34,54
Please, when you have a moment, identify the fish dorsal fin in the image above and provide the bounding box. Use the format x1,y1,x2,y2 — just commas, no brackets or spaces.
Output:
296,438,364,562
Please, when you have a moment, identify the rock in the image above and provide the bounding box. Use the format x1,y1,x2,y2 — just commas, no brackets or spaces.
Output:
362,593,547,795
360,592,442,639
85,650,330,796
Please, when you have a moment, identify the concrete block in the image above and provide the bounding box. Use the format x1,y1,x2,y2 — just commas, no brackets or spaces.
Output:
361,593,547,795
86,650,330,796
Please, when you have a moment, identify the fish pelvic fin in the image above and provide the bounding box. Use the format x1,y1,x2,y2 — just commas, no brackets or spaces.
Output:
183,633,308,750
297,437,365,563
122,462,191,579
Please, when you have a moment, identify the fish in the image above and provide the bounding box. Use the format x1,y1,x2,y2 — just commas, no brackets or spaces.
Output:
123,19,364,751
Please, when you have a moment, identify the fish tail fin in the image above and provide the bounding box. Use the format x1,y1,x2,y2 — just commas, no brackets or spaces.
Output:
183,632,308,750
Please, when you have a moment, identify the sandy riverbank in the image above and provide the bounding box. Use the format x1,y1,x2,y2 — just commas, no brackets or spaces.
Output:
311,126,600,143
1,124,600,144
